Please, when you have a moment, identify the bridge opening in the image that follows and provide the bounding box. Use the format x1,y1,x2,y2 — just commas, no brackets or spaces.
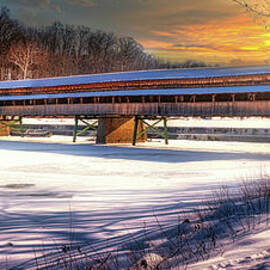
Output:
2,92,270,109
256,93,270,100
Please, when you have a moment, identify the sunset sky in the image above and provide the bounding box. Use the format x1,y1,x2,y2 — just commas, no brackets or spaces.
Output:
2,0,270,66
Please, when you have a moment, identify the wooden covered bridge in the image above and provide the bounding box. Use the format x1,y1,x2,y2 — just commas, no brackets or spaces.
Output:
1,65,270,144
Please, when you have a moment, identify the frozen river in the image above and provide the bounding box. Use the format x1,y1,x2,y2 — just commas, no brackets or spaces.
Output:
0,136,270,268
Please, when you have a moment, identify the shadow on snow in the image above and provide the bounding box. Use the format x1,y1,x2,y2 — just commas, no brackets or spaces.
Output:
0,139,269,164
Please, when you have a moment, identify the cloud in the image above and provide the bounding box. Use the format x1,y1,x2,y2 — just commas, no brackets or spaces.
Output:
4,0,270,65
172,43,215,49
2,0,61,13
66,0,96,7
230,58,244,65
12,0,51,8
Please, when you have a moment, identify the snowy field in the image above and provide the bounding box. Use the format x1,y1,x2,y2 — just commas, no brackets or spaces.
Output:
1,135,270,269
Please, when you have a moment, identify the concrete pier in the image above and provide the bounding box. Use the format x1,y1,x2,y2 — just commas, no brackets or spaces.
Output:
0,119,10,136
96,117,146,144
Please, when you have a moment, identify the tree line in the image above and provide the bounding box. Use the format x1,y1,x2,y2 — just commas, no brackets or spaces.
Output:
0,7,208,81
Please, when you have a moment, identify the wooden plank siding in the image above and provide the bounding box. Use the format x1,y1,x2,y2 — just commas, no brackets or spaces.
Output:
3,68,270,119
2,74,270,96
1,101,270,117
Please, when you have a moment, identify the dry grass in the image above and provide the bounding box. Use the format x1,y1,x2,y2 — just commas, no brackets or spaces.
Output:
6,174,270,270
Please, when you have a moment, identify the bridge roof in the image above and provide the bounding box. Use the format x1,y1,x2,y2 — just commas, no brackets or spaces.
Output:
1,65,270,90
0,85,269,101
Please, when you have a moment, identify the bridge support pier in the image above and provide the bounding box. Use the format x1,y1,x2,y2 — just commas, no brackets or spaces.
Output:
73,116,98,143
133,116,168,146
96,116,146,144
0,116,23,137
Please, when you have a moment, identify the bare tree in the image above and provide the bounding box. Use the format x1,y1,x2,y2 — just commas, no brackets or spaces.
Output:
0,6,209,81
115,37,145,71
0,7,24,80
232,0,270,29
0,7,23,55
7,40,48,79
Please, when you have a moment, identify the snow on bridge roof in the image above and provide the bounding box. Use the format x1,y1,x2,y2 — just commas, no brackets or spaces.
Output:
1,65,270,90
0,85,270,101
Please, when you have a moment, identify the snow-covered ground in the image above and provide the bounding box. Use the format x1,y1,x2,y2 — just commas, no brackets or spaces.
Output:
1,135,270,269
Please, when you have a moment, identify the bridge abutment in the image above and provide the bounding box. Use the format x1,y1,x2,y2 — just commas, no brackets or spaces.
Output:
96,117,146,144
0,116,23,137
0,121,10,136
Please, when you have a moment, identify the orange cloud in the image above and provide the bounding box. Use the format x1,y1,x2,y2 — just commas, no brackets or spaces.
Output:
141,40,174,50
141,15,270,65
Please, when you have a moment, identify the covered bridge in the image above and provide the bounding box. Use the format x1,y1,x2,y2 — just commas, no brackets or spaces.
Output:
1,65,270,144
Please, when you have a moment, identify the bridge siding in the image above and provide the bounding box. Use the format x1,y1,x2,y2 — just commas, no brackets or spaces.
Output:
1,101,270,117
2,68,270,94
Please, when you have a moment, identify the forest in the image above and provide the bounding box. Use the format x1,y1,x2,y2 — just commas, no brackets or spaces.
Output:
0,7,208,81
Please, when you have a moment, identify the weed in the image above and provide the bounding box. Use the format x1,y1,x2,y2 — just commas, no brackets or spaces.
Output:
7,174,270,270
